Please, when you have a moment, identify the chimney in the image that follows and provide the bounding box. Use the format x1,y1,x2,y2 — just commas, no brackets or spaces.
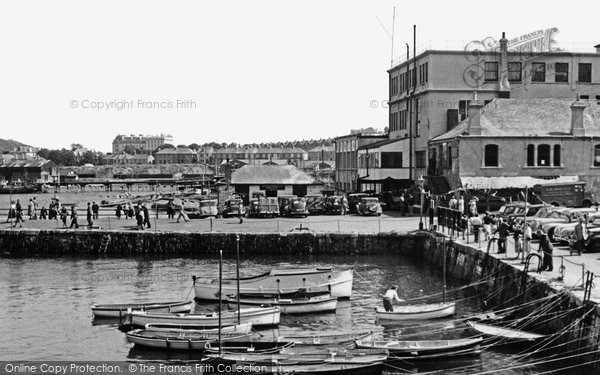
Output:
498,32,511,98
571,94,587,136
467,93,484,136
595,44,600,53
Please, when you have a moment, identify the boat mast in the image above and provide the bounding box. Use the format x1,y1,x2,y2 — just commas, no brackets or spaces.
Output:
236,235,241,324
218,249,222,355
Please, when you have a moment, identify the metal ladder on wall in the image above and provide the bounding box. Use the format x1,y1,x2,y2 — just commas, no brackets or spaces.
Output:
99,234,111,254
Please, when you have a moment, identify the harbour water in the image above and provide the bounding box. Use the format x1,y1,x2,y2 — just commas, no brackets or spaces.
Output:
0,253,569,374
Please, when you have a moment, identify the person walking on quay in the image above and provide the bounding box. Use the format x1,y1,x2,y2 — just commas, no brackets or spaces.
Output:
142,204,151,229
136,205,145,230
572,217,587,256
448,194,457,210
92,202,99,220
166,200,175,219
115,204,122,219
176,203,189,223
341,195,349,215
537,229,554,272
60,206,68,228
12,206,24,228
128,203,134,219
39,206,47,220
428,194,436,229
238,200,244,224
523,221,532,254
482,212,492,241
28,198,34,219
469,214,483,243
86,202,94,229
495,218,510,254
382,285,404,312
70,205,79,229
6,201,16,223
16,199,22,219
399,193,406,216
457,194,465,215
33,197,38,219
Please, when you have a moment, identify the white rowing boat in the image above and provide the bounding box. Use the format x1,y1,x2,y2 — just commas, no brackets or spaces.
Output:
276,330,374,345
467,321,546,343
128,306,280,328
126,329,248,350
225,293,337,314
91,300,192,318
145,321,253,335
376,302,456,321
193,268,353,300
355,337,483,359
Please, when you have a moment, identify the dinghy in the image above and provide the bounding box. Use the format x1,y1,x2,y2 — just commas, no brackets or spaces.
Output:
225,293,338,314
125,329,249,350
128,306,280,328
203,340,295,355
91,300,192,318
276,330,374,346
193,268,353,300
376,302,456,321
145,322,253,335
467,321,546,343
355,337,483,359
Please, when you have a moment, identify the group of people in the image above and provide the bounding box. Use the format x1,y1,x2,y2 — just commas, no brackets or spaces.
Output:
114,203,152,229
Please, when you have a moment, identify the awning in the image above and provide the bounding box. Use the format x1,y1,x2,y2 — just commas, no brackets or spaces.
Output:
460,176,580,190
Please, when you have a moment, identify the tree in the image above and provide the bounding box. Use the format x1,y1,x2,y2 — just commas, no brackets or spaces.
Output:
188,143,199,150
123,145,136,155
177,144,187,149
80,151,96,165
159,143,175,149
70,143,83,151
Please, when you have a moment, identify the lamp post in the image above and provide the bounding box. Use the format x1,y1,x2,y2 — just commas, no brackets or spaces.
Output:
418,175,425,230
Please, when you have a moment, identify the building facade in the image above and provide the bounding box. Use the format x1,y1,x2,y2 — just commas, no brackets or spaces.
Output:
334,133,387,194
204,146,309,168
154,147,197,164
102,153,154,165
387,31,600,189
429,97,600,198
112,134,172,154
230,165,322,201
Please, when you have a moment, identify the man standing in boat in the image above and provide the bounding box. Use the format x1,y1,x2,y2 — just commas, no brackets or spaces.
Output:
383,286,404,312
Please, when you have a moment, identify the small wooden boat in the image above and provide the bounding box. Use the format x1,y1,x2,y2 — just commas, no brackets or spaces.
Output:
203,340,295,355
128,306,280,328
225,293,338,314
145,322,253,335
467,321,546,343
376,302,456,321
355,337,483,359
276,330,374,346
91,300,192,318
125,329,249,350
202,348,388,375
193,268,353,300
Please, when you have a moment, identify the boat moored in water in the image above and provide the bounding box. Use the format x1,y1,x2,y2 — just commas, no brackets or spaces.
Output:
144,321,253,335
355,337,483,359
193,268,353,301
376,302,456,321
467,321,546,344
224,292,338,314
125,329,249,350
91,300,192,318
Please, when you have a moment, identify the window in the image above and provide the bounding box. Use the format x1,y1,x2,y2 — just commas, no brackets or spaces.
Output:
594,145,600,167
381,152,403,168
484,62,498,81
415,151,426,168
553,145,561,166
555,63,569,83
459,100,469,121
484,144,499,167
508,62,522,82
527,144,535,166
537,144,550,166
532,63,546,82
578,63,592,83
447,146,452,168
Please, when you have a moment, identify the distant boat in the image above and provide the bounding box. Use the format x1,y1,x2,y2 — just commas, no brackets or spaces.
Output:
201,348,388,375
193,268,353,300
225,293,337,314
467,321,546,343
276,330,374,346
145,322,253,335
91,300,192,318
203,340,295,355
128,306,280,328
376,302,456,321
125,329,249,350
355,337,483,359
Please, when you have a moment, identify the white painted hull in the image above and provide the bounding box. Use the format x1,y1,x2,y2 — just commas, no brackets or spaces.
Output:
376,302,456,321
126,329,247,350
145,322,253,335
194,268,353,300
226,295,338,314
467,321,545,342
129,307,280,328
91,300,192,318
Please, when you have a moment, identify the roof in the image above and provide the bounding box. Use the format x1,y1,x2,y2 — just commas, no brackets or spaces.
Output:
0,157,54,169
357,138,403,151
433,99,600,142
461,175,581,190
231,165,316,185
156,147,195,155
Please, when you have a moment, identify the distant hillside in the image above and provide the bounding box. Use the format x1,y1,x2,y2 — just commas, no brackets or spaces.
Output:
0,138,29,153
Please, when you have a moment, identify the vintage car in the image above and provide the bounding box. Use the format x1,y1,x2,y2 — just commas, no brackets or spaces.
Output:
248,197,279,218
325,196,345,215
506,204,545,229
348,193,370,214
277,195,297,216
287,197,309,217
554,212,600,244
188,199,218,218
356,197,382,216
222,197,246,218
538,208,598,241
305,195,326,215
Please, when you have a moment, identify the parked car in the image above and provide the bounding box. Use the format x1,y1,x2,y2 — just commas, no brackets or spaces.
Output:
539,208,599,241
305,195,326,215
348,193,370,214
554,213,600,244
325,196,344,215
248,197,279,218
277,195,297,216
356,197,382,216
222,197,246,218
506,204,545,229
585,232,600,253
287,197,309,217
187,199,218,219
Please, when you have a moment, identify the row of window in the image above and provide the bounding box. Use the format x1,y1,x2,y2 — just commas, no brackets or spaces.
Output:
484,144,562,167
484,62,593,83
389,109,408,132
391,62,429,95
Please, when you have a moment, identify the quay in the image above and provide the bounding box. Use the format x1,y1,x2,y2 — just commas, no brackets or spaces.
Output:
1,217,599,371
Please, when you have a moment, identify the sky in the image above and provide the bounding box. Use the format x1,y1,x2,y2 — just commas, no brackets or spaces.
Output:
0,0,598,153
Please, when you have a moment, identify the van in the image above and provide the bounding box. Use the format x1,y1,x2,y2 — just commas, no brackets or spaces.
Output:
531,182,593,207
